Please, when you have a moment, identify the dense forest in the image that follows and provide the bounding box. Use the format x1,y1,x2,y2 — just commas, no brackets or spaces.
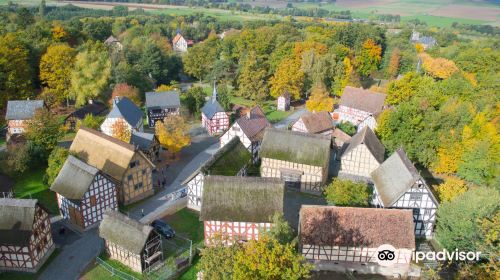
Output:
0,2,498,278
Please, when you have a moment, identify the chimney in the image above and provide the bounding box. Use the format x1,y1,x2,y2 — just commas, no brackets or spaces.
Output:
113,96,121,106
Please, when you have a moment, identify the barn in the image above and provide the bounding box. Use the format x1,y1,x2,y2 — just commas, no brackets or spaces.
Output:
201,85,229,135
0,198,55,273
300,206,415,275
338,126,385,181
101,97,143,137
145,91,180,128
200,176,284,246
99,210,163,273
184,137,251,211
50,155,118,230
219,106,271,161
371,148,439,237
292,111,334,136
70,127,155,205
260,128,331,194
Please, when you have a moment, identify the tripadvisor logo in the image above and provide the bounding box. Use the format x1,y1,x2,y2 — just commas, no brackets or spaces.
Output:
375,244,481,266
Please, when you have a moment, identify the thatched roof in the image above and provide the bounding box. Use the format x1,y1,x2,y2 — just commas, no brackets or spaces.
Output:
371,148,435,206
297,111,334,134
99,210,153,255
340,87,386,114
182,138,251,184
300,206,415,249
200,176,284,223
260,128,331,167
341,126,385,163
70,127,154,182
0,198,38,246
5,100,44,120
50,155,99,200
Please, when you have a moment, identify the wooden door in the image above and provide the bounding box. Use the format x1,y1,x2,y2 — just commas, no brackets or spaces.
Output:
69,206,84,228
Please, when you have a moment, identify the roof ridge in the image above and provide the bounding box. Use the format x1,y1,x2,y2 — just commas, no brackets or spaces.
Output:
79,127,136,152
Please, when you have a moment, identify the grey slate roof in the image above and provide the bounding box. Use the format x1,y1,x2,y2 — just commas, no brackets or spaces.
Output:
370,148,421,206
340,87,386,114
130,131,155,150
145,91,180,109
5,100,44,120
341,126,385,163
200,176,284,223
99,210,153,255
260,128,331,167
0,198,38,246
107,97,143,127
418,36,437,47
50,155,99,200
201,88,225,119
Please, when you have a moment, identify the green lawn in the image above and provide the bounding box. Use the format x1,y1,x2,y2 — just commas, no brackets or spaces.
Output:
178,254,200,280
150,6,280,22
80,264,122,280
163,208,204,245
81,253,144,280
13,166,59,215
0,248,60,280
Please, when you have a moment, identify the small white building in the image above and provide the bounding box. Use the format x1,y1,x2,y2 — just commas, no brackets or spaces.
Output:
338,126,385,182
219,106,271,161
332,86,386,130
277,92,290,111
292,111,334,136
371,148,439,237
172,33,193,52
300,206,415,276
50,155,118,230
101,97,143,137
200,176,284,246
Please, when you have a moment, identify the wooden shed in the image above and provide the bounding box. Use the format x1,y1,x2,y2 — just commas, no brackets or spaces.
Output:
260,128,331,194
0,198,55,273
99,211,163,273
200,176,284,246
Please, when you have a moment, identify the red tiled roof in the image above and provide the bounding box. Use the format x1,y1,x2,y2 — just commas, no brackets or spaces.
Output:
172,34,183,44
299,111,334,134
340,86,387,114
236,106,271,142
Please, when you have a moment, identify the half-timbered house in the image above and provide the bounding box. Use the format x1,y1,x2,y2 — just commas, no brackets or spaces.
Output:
145,91,180,128
260,128,331,194
339,126,385,181
0,198,55,273
292,111,334,136
277,92,290,111
200,176,284,246
332,87,386,130
300,206,415,275
201,86,229,135
371,148,439,237
130,131,161,163
63,101,107,131
70,127,155,205
219,106,271,161
99,210,163,273
5,100,44,140
101,97,143,137
50,155,118,230
172,33,193,52
184,137,251,211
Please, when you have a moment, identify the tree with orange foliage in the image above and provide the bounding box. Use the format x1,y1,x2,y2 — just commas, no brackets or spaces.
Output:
306,83,334,112
421,53,459,79
387,48,401,78
111,119,131,143
109,83,141,106
269,57,304,100
155,115,190,157
293,41,327,58
355,39,382,77
415,43,424,54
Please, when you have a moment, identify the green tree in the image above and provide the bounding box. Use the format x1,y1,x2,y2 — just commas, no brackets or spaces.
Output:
2,143,31,175
25,109,65,160
324,179,371,207
39,0,46,18
40,44,76,105
45,147,69,186
0,33,33,106
217,84,232,111
386,72,435,105
197,235,239,280
338,121,356,136
355,39,382,78
183,34,219,81
76,114,105,131
436,187,499,253
269,57,304,100
237,51,268,101
264,213,295,245
233,237,312,280
70,41,111,106
184,86,206,116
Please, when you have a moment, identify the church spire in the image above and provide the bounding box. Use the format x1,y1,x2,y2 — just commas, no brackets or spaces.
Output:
212,82,217,103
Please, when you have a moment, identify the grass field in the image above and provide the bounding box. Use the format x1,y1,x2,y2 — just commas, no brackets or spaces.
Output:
163,208,204,245
13,166,59,214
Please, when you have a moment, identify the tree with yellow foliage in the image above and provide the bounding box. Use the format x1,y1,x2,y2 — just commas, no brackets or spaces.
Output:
270,57,304,100
306,83,334,112
433,141,464,174
111,119,131,143
51,24,68,42
436,177,468,202
415,43,424,54
355,39,382,77
156,84,178,92
40,44,76,105
155,115,191,157
421,53,459,79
